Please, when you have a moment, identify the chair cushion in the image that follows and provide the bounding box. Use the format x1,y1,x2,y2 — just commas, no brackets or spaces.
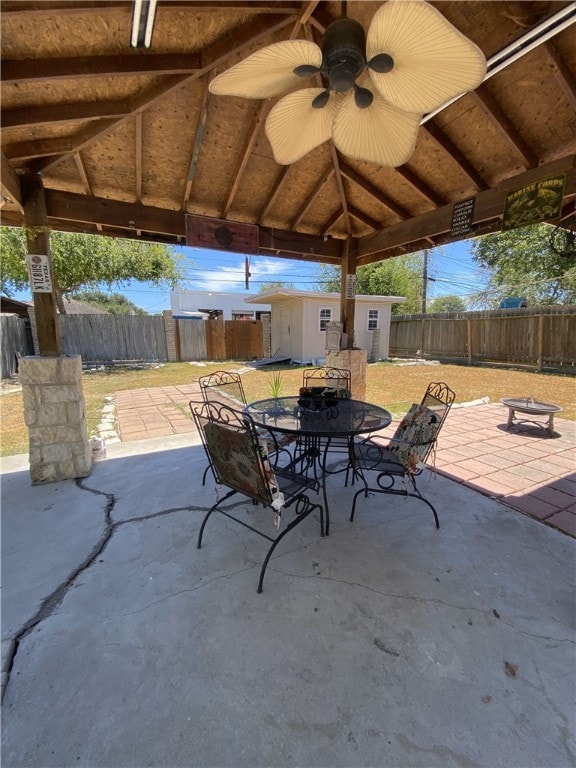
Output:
388,403,441,472
204,422,280,505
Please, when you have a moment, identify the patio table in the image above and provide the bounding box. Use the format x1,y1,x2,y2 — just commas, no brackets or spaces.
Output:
244,396,392,535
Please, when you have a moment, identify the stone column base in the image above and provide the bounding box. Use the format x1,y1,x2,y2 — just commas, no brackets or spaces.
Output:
327,349,367,400
20,355,92,485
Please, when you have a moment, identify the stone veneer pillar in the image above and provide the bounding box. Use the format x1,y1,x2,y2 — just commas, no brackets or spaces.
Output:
327,349,367,400
19,355,92,484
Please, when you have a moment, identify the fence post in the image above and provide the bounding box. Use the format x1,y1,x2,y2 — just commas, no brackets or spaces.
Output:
163,310,179,362
467,318,473,365
27,307,39,355
536,314,544,372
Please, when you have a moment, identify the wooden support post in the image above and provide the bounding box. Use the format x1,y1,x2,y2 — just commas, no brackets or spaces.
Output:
21,174,61,356
340,237,357,350
467,318,473,365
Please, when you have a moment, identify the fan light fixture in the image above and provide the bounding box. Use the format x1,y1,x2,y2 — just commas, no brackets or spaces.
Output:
209,0,486,167
130,0,157,48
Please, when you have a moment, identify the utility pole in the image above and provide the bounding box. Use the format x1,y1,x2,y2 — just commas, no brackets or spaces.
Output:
421,249,429,314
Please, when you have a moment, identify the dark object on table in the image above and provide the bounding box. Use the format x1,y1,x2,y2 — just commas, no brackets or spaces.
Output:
501,397,563,438
189,400,323,593
302,367,352,399
351,381,455,528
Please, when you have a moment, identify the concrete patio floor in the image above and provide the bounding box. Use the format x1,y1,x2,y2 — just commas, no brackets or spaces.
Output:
114,386,576,538
1,429,575,768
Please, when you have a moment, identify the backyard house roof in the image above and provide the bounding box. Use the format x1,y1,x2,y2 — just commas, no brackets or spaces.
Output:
1,1,574,268
247,289,405,304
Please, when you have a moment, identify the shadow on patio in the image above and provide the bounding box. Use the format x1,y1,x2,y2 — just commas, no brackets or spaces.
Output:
1,432,574,768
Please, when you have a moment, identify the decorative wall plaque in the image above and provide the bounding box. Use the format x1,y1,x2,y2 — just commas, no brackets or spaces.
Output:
186,214,259,253
502,174,566,231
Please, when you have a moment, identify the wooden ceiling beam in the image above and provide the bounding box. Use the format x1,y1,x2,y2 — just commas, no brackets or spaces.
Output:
258,166,291,225
421,121,489,191
339,162,412,220
329,145,351,234
347,206,380,231
0,1,302,15
1,100,129,129
291,167,334,229
135,113,143,203
471,86,538,168
6,119,121,162
182,77,212,211
0,150,23,211
35,188,342,259
1,54,203,83
322,208,343,236
23,14,296,175
357,155,576,263
222,103,271,219
395,165,446,208
544,40,576,112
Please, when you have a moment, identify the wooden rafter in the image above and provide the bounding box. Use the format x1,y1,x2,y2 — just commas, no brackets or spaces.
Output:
257,166,292,225
182,76,212,211
347,205,380,231
395,165,446,208
17,13,297,175
322,207,343,235
339,162,412,221
421,121,488,191
357,155,576,263
1,100,129,129
135,112,143,203
471,86,537,169
544,40,576,112
291,167,334,229
1,54,203,82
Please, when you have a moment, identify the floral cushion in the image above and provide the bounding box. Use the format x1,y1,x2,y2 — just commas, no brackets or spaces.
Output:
388,403,441,473
204,421,280,506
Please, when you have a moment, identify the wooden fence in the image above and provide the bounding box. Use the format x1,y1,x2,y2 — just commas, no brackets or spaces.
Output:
0,315,33,378
389,305,576,373
1,313,266,368
59,315,168,363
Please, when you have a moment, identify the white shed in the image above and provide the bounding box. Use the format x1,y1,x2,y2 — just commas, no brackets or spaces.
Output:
246,290,405,363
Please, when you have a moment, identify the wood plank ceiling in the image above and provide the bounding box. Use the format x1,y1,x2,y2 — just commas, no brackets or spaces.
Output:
1,0,575,267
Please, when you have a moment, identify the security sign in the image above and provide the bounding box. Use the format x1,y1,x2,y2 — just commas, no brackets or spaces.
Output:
26,254,53,293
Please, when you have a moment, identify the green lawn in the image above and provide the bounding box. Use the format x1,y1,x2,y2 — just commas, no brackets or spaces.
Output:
1,361,574,457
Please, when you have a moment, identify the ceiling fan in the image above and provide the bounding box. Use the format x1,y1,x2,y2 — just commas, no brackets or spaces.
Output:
209,0,486,167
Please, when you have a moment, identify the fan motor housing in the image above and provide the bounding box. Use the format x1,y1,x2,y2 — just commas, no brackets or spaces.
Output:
322,19,366,93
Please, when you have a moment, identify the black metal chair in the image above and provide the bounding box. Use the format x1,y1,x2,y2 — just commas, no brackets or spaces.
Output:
350,382,456,528
190,400,323,593
302,366,353,474
199,370,247,407
302,366,352,399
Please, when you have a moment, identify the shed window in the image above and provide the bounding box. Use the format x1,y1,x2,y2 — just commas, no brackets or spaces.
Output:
368,309,379,331
319,308,332,332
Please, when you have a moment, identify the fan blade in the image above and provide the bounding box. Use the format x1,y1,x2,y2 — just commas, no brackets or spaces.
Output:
209,40,322,99
332,90,421,167
265,89,341,165
366,0,486,114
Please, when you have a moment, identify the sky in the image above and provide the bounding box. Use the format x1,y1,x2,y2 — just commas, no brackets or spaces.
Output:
11,238,485,313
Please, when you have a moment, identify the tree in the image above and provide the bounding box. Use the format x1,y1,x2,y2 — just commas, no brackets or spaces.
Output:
428,294,467,313
470,223,576,307
257,280,294,293
315,253,424,313
0,227,184,313
70,289,148,315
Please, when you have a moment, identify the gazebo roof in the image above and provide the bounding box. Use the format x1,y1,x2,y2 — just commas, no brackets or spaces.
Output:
1,1,575,266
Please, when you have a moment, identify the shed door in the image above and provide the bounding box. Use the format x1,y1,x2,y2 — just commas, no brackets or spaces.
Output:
280,308,291,355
